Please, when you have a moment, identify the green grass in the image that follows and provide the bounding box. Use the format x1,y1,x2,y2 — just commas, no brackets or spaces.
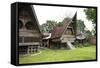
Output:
19,46,96,64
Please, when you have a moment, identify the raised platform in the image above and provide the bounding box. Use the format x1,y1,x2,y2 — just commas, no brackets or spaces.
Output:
19,42,40,46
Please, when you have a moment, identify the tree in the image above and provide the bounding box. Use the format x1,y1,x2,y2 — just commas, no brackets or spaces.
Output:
57,22,63,27
84,8,96,24
40,17,74,33
84,30,92,38
76,20,85,33
57,17,71,27
40,20,57,33
84,8,96,35
40,23,48,32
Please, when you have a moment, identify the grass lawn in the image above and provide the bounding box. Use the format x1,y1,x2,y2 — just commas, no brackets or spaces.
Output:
19,46,96,64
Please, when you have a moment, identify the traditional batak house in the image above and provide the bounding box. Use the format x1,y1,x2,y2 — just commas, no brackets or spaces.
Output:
18,4,42,55
49,13,77,49
76,32,86,44
42,33,51,48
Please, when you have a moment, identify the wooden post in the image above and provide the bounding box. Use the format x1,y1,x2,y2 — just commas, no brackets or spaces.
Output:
35,46,38,52
27,46,30,55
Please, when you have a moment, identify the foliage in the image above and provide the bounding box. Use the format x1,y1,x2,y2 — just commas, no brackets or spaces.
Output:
84,8,96,24
91,28,96,36
74,42,94,48
76,20,93,38
74,43,84,48
76,20,85,33
40,20,57,33
84,30,92,38
19,46,96,64
83,43,95,47
57,22,63,27
40,17,72,33
84,8,96,35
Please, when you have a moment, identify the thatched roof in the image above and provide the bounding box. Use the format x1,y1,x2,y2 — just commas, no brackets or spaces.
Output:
19,4,42,36
76,32,86,39
51,12,77,39
43,33,51,39
51,27,64,39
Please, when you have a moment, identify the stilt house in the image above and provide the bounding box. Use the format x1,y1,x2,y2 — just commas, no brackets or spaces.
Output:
49,13,77,49
18,4,42,55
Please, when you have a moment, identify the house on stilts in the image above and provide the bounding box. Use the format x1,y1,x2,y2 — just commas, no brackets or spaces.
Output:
18,4,42,55
42,33,51,48
48,13,77,49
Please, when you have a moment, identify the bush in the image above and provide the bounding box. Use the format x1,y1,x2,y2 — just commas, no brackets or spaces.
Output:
74,44,84,48
74,42,94,48
83,43,95,47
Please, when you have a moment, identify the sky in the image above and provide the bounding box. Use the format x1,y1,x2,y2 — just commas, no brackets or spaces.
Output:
33,5,93,31
77,8,93,31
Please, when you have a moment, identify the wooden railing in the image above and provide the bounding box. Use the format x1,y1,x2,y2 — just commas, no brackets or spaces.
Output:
19,42,40,46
